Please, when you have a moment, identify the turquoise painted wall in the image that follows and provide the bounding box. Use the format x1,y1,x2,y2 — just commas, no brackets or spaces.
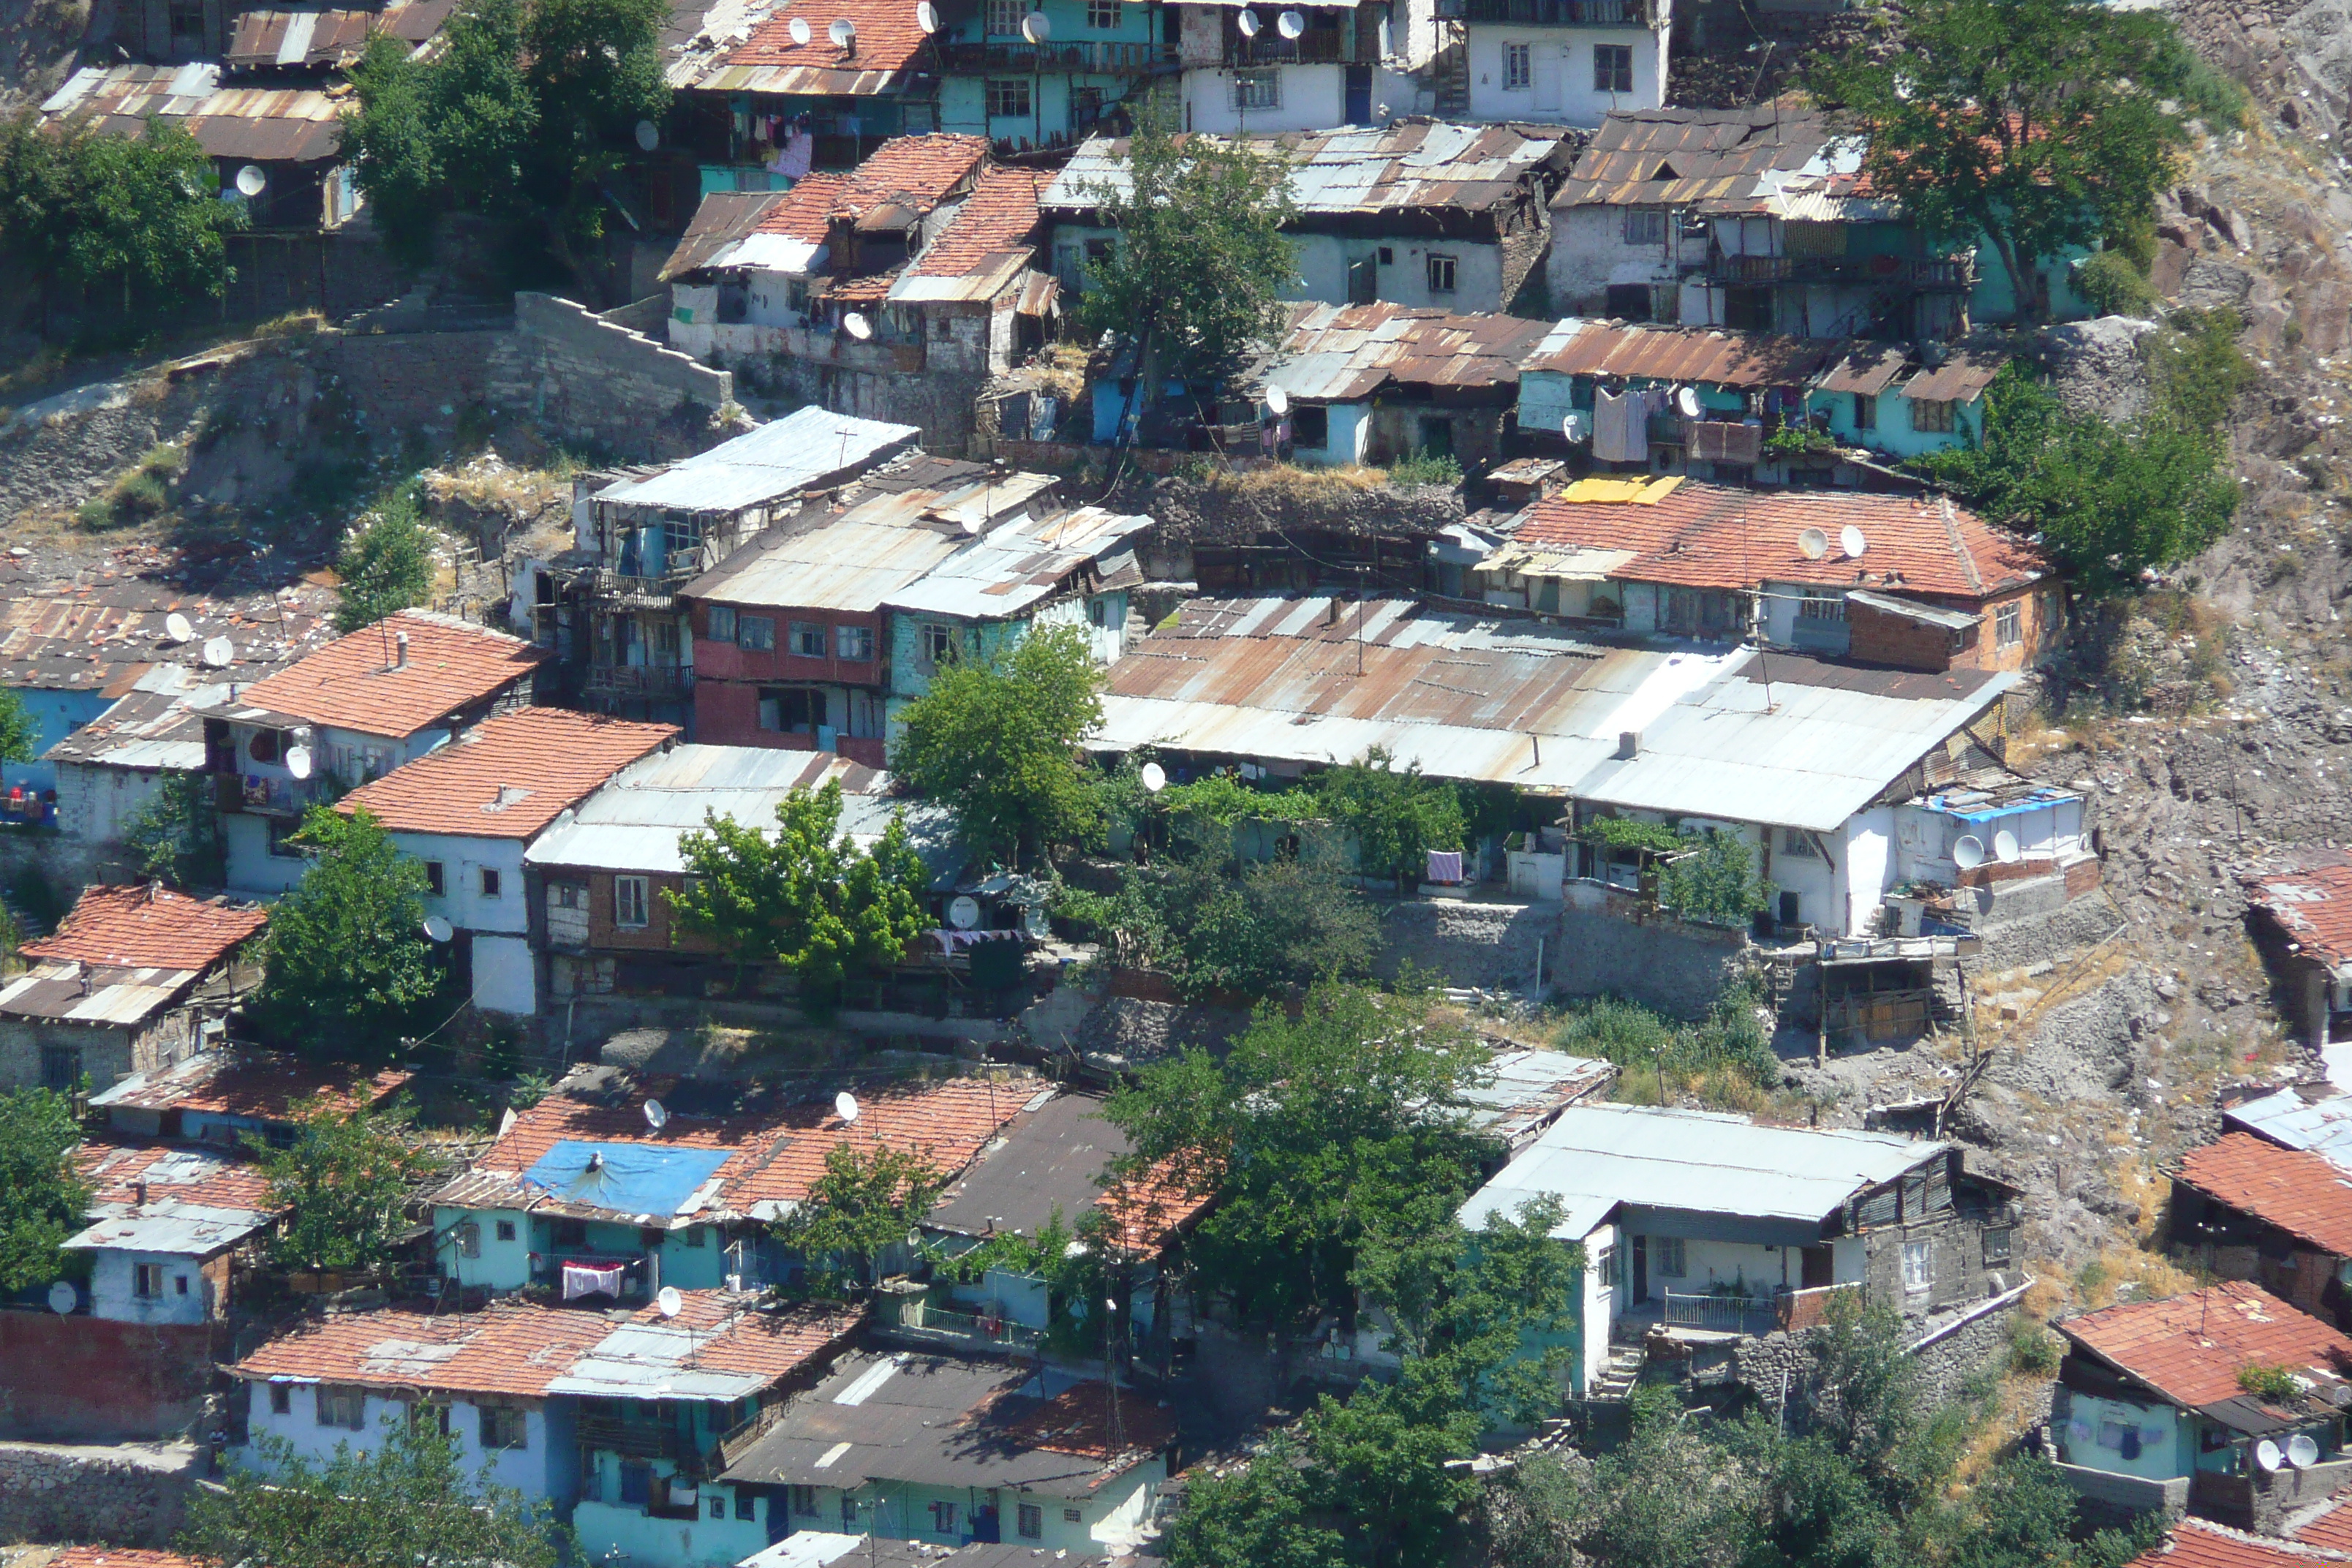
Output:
434,1208,730,1293
1970,238,2095,325
935,0,1159,143
3,686,113,794
1806,382,1983,459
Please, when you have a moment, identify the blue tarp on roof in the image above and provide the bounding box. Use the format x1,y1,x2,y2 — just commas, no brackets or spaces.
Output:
521,1141,735,1217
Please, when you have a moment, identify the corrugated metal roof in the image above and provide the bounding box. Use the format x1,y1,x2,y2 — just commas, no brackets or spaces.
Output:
1903,347,2010,405
0,570,336,696
1264,304,1553,404
880,505,1150,619
0,962,198,1027
1816,342,1912,396
596,407,920,515
62,1200,270,1257
222,0,452,68
1458,1102,1947,1240
660,190,791,281
1520,318,1840,388
43,63,348,163
1460,1047,1613,1150
2226,1090,2352,1174
1550,106,1834,211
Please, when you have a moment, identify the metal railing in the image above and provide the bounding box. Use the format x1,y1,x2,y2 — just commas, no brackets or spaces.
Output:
1708,254,1975,290
1439,0,1651,21
583,663,694,698
1224,33,1356,64
1659,1290,1779,1336
875,1303,1045,1353
943,38,1175,72
576,1414,698,1463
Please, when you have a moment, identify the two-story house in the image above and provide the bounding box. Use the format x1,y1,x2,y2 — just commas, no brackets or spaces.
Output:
333,709,678,1016
1440,0,1667,127
1256,302,1553,470
932,0,1175,148
2171,1134,2352,1334
208,610,545,895
1168,0,1432,134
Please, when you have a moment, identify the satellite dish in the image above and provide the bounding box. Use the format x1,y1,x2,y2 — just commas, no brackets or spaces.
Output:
828,15,856,46
284,745,312,780
235,164,266,197
163,612,195,644
656,1286,684,1319
1020,10,1049,39
788,15,810,42
948,894,982,930
645,1099,670,1131
423,915,454,942
1277,7,1303,35
834,1090,861,1124
1265,385,1290,417
2258,1439,2285,1472
1797,527,1829,561
1562,411,1586,443
2291,1433,2321,1468
634,119,659,152
1993,829,2021,864
916,0,938,28
1840,524,1867,559
46,1281,76,1315
1674,385,1700,418
843,310,872,340
1236,7,1259,34
1952,835,1985,871
1139,761,1166,794
201,636,233,668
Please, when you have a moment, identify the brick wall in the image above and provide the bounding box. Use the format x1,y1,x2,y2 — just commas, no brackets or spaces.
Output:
0,1313,223,1442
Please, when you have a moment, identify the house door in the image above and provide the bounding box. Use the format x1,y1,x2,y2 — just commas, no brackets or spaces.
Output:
1801,1245,1833,1289
1347,255,1379,305
1532,45,1562,113
1344,64,1373,124
766,1493,790,1545
1631,1236,1648,1303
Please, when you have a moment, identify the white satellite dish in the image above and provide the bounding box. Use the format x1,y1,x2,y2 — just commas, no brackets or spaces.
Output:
1952,835,1985,871
46,1280,76,1315
948,894,982,930
915,0,938,28
163,612,195,644
843,310,872,340
645,1099,670,1131
835,1090,861,1124
1277,7,1304,35
1840,524,1867,559
1020,10,1049,39
1235,7,1259,34
423,914,454,942
1265,385,1290,416
828,15,856,46
656,1285,684,1319
284,745,312,780
201,636,233,668
2290,1433,2321,1468
235,164,267,197
634,119,659,152
1797,527,1829,561
1139,761,1166,794
2258,1439,2285,1473
1674,385,1700,418
1561,411,1586,443
788,15,811,42
1993,829,2021,864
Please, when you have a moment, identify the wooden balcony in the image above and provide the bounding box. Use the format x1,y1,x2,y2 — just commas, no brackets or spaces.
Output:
1709,253,1975,291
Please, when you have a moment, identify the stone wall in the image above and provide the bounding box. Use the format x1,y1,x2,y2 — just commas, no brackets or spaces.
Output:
1377,898,1561,992
317,329,504,440
0,1439,206,1548
1729,1294,2027,1420
488,293,735,460
1553,887,1752,1019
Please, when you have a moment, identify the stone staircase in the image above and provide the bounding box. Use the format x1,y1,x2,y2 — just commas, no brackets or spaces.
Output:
1430,36,1469,117
1,884,53,943
1588,1340,1648,1401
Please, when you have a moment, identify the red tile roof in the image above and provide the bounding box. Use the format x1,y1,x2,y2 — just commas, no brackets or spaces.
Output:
832,135,989,220
911,165,1044,279
1096,1156,1216,1254
1515,480,2047,602
617,1294,861,1384
232,610,543,739
97,1049,413,1120
48,1550,206,1568
336,708,675,840
724,0,934,80
230,1300,621,1397
23,886,265,974
1004,1380,1179,1462
2293,1493,2352,1553
75,1137,276,1213
2059,1283,2352,1409
2134,1518,2352,1567
2179,1134,2352,1257
2250,864,2352,969
752,171,852,240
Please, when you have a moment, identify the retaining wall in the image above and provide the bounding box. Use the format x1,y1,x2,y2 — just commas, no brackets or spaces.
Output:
0,1439,207,1547
1553,884,1752,1020
0,1311,225,1443
489,293,735,459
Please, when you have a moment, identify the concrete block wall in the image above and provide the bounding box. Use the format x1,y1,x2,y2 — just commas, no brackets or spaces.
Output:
319,329,504,435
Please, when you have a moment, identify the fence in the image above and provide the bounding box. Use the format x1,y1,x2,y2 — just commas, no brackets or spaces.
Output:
1659,1290,1779,1337
875,1303,1045,1355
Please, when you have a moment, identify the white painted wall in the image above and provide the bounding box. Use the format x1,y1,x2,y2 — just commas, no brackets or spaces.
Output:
1548,203,1690,314
1462,22,1667,127
1842,807,1894,936
1180,64,1420,135
240,1383,576,1501
1577,1218,1616,1395
391,830,533,1014
86,1248,215,1324
1285,232,1512,312
52,762,176,848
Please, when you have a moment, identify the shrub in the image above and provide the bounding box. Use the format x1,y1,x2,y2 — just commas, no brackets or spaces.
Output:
2076,249,2157,317
1388,448,1464,488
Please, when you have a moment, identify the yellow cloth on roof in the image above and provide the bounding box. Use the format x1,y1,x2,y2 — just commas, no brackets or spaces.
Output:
1559,475,1684,505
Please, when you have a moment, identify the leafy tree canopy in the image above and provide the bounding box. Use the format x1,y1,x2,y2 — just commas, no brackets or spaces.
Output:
335,486,437,633
0,110,242,317
254,1090,434,1273
124,769,227,888
1060,856,1382,1000
771,1140,945,1296
892,622,1105,867
250,806,444,1062
0,687,37,764
0,1086,91,1296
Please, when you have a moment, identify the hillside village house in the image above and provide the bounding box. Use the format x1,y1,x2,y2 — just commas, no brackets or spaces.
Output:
1167,0,1433,134
0,885,265,1094
2244,861,2352,1051
2171,1133,2352,1333
208,610,545,894
1256,303,1553,471
928,0,1173,147
333,709,679,1015
1442,0,1669,127
88,1047,414,1147
1809,343,2010,462
1458,1104,2022,1399
64,1136,276,1324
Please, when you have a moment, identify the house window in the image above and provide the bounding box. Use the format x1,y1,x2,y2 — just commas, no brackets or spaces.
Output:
1594,42,1632,93
791,622,828,657
1503,41,1531,89
987,78,1032,118
317,1387,366,1430
248,729,282,765
736,614,774,652
758,688,824,734
921,624,958,668
1063,1509,1083,1523
707,605,736,643
685,1226,707,1248
655,619,680,657
270,1384,292,1415
1594,1243,1616,1285
495,1219,517,1243
1798,594,1845,622
479,867,502,899
1418,416,1454,457
176,1274,189,1295
1018,1503,1044,1539
930,1501,960,1536
1425,253,1458,295
268,818,307,859
619,1463,652,1506
1652,1236,1686,1278
135,1262,167,1297
1293,404,1330,448
1087,0,1120,24
424,860,446,895
1912,398,1956,434
706,1497,725,1520
1853,393,1876,430
736,1491,758,1521
1071,86,1105,132
1983,1226,2013,1266
986,0,1025,30
551,883,584,910
480,1406,527,1450
790,1485,819,1516
1901,1240,1933,1294
1088,598,1108,627
1996,601,2023,647
614,875,652,929
1621,207,1666,246
39,1044,80,1091
1233,69,1280,110
456,1222,482,1259
1779,828,1817,858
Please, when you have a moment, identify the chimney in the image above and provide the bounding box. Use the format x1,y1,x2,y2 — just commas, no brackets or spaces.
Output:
148,879,163,902
134,1180,148,1207
1616,730,1641,760
394,630,410,669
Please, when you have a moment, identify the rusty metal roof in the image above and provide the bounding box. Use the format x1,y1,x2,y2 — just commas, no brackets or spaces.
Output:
0,566,337,696
1520,318,1839,388
43,64,349,163
1902,347,2010,405
1815,342,1912,396
222,0,453,68
659,189,788,281
1264,304,1553,404
1550,105,1833,211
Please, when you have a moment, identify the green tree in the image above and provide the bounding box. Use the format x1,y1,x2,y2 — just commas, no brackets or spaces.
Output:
1077,97,1296,415
123,770,227,887
0,687,37,766
1656,827,1773,924
771,1141,945,1295
334,490,436,633
339,0,668,293
181,1415,568,1568
0,1086,90,1295
250,806,443,1062
892,622,1105,867
252,1090,434,1272
668,780,933,1011
1803,0,2201,320
1165,1435,1349,1568
1065,856,1381,1000
1309,752,1466,889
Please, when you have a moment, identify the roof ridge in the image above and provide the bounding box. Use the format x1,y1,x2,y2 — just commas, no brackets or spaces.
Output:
1937,496,1983,595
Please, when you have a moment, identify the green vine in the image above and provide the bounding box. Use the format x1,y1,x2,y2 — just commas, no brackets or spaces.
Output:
1763,424,1839,456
